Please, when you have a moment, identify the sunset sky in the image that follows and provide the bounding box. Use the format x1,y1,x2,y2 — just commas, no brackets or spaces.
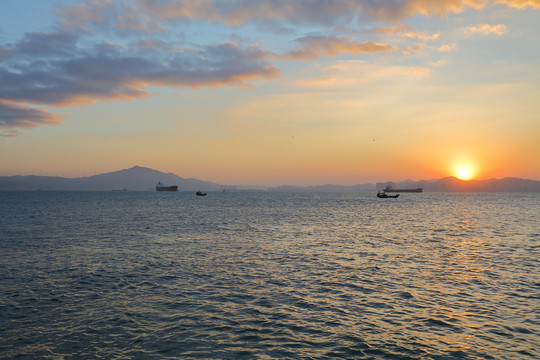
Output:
1,0,539,185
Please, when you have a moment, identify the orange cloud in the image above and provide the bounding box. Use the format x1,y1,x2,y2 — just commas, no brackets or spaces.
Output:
496,0,540,9
465,23,508,35
0,100,64,135
283,36,396,61
398,0,486,18
402,44,424,55
374,25,440,41
438,43,457,52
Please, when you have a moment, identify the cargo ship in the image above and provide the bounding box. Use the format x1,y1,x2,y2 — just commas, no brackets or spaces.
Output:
383,185,422,193
156,182,178,191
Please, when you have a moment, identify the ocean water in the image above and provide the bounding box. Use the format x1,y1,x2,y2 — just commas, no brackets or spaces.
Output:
0,191,538,359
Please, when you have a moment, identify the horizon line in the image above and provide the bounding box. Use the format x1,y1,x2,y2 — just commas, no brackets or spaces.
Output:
1,165,539,187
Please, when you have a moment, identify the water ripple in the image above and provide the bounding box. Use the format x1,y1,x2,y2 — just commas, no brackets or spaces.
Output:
1,191,539,359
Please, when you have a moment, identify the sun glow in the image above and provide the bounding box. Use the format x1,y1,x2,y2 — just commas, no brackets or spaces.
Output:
455,165,474,180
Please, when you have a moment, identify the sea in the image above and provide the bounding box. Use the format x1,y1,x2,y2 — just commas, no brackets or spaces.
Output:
0,191,538,359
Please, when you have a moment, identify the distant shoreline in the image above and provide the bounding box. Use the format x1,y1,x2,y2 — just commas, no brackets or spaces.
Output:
1,166,539,192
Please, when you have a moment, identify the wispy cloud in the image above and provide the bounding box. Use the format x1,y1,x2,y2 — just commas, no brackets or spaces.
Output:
402,44,424,55
56,0,538,30
359,0,486,21
292,61,430,89
438,43,457,52
283,35,396,61
56,0,166,33
497,0,540,9
374,25,440,41
0,100,64,135
465,23,508,35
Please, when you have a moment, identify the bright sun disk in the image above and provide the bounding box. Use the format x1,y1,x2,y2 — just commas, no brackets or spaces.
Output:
456,165,474,180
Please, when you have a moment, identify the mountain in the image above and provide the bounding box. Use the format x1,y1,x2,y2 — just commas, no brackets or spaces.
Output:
0,166,223,191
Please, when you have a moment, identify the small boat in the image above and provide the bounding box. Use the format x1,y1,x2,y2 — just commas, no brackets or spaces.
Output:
196,191,207,196
377,191,399,198
156,182,178,191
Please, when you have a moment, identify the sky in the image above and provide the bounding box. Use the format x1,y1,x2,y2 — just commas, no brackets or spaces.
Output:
0,0,539,186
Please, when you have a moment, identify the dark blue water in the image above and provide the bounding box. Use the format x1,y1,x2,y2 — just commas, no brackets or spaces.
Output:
1,191,538,359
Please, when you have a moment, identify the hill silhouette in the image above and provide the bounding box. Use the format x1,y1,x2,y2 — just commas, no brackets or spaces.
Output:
426,176,540,192
378,177,540,192
0,166,222,191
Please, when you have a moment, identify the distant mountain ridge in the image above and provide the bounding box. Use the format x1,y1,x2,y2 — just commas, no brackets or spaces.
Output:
0,166,223,191
275,177,540,192
426,176,540,192
377,177,540,192
0,166,539,192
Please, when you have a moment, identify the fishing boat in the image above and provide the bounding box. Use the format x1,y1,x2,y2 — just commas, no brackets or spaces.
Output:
377,191,399,198
383,185,422,193
196,191,207,196
156,182,178,191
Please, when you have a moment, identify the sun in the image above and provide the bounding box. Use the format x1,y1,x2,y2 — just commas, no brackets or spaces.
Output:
455,165,474,180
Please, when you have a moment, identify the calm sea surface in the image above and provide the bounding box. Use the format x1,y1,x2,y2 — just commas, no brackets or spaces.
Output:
1,191,538,359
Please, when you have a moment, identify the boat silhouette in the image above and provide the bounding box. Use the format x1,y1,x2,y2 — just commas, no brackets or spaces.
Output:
377,191,399,198
156,182,178,191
